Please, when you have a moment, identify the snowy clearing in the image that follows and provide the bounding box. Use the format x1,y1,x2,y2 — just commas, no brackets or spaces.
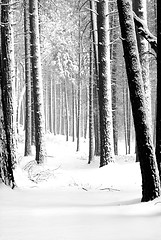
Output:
0,135,161,240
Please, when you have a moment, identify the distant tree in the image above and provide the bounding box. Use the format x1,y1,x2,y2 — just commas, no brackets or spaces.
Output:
88,37,94,164
117,0,160,202
97,0,113,167
29,0,46,164
0,0,16,188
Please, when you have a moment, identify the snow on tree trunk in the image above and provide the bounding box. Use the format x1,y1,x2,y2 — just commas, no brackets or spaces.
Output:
72,82,75,142
110,1,118,155
133,0,152,127
76,10,81,152
156,1,161,180
97,0,113,167
88,39,94,164
90,0,99,77
29,0,46,164
24,0,32,156
117,0,160,202
0,0,16,188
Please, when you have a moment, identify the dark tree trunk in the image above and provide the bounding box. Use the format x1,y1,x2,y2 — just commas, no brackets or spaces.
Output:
53,74,57,135
31,73,35,145
110,2,118,155
93,80,100,156
117,0,160,202
156,0,161,180
64,76,69,141
123,78,128,154
24,0,32,156
97,0,113,167
133,0,152,130
60,82,65,135
0,0,16,188
90,1,100,156
88,39,94,164
0,89,14,187
76,11,81,151
29,0,46,164
90,0,98,77
72,82,75,142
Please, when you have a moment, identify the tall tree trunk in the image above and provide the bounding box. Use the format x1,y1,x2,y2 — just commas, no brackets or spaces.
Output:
61,82,65,135
64,76,69,141
117,0,160,202
31,73,35,145
123,77,128,154
133,0,150,95
0,0,16,188
93,79,100,156
90,0,98,77
57,83,61,135
53,74,57,135
156,0,161,180
0,88,14,187
88,39,94,164
29,0,46,164
24,0,32,156
76,10,81,151
50,73,53,133
97,0,113,167
110,2,118,155
72,82,75,142
133,0,152,162
84,86,88,139
126,86,131,154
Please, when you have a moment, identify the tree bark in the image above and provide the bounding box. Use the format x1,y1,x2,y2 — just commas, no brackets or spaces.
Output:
88,39,94,164
133,0,151,118
76,10,81,151
133,12,157,53
24,0,32,156
29,0,46,164
97,0,113,167
117,0,160,202
0,0,16,188
110,1,118,155
156,0,161,180
72,82,75,142
90,0,99,77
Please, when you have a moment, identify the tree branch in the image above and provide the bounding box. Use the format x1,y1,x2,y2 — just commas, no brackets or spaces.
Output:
133,11,157,53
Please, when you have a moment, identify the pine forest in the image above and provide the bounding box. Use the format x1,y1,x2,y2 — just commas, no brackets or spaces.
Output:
0,1,160,240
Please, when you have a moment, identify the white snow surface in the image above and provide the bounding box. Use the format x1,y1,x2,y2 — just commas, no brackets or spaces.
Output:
0,135,161,240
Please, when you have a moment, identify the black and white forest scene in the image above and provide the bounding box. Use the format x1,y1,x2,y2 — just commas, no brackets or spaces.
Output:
0,0,161,239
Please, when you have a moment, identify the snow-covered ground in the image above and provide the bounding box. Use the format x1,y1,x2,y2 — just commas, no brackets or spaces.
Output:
0,135,161,240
